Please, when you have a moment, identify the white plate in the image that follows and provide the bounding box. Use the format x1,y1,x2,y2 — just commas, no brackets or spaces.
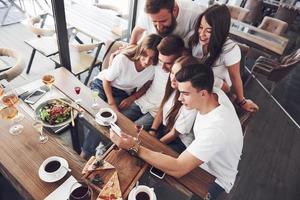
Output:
38,156,69,183
128,186,157,200
95,110,117,126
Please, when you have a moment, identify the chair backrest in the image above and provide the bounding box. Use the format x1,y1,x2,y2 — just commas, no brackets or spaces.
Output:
254,48,300,81
274,4,298,25
27,15,55,37
101,40,128,70
258,16,288,36
0,48,24,81
227,5,250,22
244,0,263,25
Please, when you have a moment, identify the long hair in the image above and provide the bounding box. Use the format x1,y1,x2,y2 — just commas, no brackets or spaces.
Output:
121,34,162,65
188,4,231,67
160,56,200,132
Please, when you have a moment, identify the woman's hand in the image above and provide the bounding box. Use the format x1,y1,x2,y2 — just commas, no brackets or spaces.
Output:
119,96,135,110
110,129,135,150
110,103,119,112
241,99,259,112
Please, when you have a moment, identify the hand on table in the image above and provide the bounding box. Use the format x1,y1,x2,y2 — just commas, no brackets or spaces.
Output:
110,129,135,151
241,99,259,112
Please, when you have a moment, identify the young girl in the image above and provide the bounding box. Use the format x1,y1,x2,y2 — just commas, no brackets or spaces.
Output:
188,4,258,112
149,56,199,153
91,34,162,111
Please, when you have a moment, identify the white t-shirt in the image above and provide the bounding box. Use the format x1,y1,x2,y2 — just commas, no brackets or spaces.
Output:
135,65,169,117
186,88,243,193
136,0,202,41
192,39,241,88
163,91,196,147
96,54,154,95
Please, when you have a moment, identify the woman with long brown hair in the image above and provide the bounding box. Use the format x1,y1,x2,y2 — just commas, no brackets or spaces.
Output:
188,4,258,112
91,34,162,111
149,56,199,153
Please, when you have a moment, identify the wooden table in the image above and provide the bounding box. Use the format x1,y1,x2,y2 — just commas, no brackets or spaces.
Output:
48,67,215,199
64,0,128,42
229,19,289,55
0,67,215,199
0,102,86,199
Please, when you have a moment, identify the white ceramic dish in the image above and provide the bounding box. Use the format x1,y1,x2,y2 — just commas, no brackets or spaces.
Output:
38,156,69,183
95,108,117,126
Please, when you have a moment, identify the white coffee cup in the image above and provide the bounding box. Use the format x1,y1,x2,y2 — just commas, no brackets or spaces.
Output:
96,108,114,124
133,185,155,200
42,156,64,178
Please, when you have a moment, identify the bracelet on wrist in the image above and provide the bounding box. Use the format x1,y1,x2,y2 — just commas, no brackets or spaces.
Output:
237,98,247,107
149,128,157,132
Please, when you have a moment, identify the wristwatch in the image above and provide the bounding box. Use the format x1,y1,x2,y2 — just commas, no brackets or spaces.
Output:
128,140,140,157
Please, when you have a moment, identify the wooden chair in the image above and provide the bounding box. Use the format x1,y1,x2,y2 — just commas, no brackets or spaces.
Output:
258,16,288,36
245,48,300,93
244,0,263,26
100,40,128,71
0,48,24,82
24,14,58,74
50,42,104,85
274,4,299,26
227,5,250,22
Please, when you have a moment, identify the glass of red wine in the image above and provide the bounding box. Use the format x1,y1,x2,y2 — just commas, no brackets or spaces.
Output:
74,86,82,103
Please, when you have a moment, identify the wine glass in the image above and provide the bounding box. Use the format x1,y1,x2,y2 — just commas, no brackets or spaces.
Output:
69,181,93,200
135,123,144,141
74,86,82,103
91,89,99,110
42,74,55,98
33,120,48,144
0,107,23,135
2,91,24,122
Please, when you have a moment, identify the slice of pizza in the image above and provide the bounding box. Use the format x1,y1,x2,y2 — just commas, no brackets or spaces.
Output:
82,156,115,174
97,172,123,200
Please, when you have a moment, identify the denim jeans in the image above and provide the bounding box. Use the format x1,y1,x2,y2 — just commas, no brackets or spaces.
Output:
204,182,225,200
121,102,154,131
82,79,129,158
90,79,129,105
157,125,187,154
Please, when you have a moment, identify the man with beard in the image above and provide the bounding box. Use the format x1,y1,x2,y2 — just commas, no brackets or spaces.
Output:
130,0,202,44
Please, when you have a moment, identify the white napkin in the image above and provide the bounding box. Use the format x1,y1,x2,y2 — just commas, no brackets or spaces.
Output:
44,176,77,200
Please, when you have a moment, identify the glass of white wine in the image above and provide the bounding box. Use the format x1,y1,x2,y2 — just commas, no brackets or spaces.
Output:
33,120,48,143
91,89,99,110
42,74,55,98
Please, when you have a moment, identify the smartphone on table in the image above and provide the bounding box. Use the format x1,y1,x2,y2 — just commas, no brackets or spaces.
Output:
150,166,166,179
24,89,46,104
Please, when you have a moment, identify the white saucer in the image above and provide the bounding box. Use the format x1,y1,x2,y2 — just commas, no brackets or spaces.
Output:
38,156,69,183
95,111,117,126
128,186,157,200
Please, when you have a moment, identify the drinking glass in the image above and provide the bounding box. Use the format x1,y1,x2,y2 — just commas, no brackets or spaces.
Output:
0,107,23,135
74,86,82,103
0,84,4,98
33,120,48,143
91,89,99,110
69,181,93,200
135,123,144,141
2,91,24,122
42,74,55,98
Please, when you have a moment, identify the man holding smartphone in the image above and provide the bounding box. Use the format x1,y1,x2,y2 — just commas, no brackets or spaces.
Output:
110,63,243,200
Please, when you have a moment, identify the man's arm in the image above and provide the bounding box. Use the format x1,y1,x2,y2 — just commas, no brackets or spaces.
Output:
129,26,146,45
110,130,203,178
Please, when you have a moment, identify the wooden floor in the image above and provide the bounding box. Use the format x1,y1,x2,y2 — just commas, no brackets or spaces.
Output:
1,21,300,200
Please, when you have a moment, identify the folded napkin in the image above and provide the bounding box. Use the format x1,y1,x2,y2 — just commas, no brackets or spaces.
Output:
44,176,77,200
